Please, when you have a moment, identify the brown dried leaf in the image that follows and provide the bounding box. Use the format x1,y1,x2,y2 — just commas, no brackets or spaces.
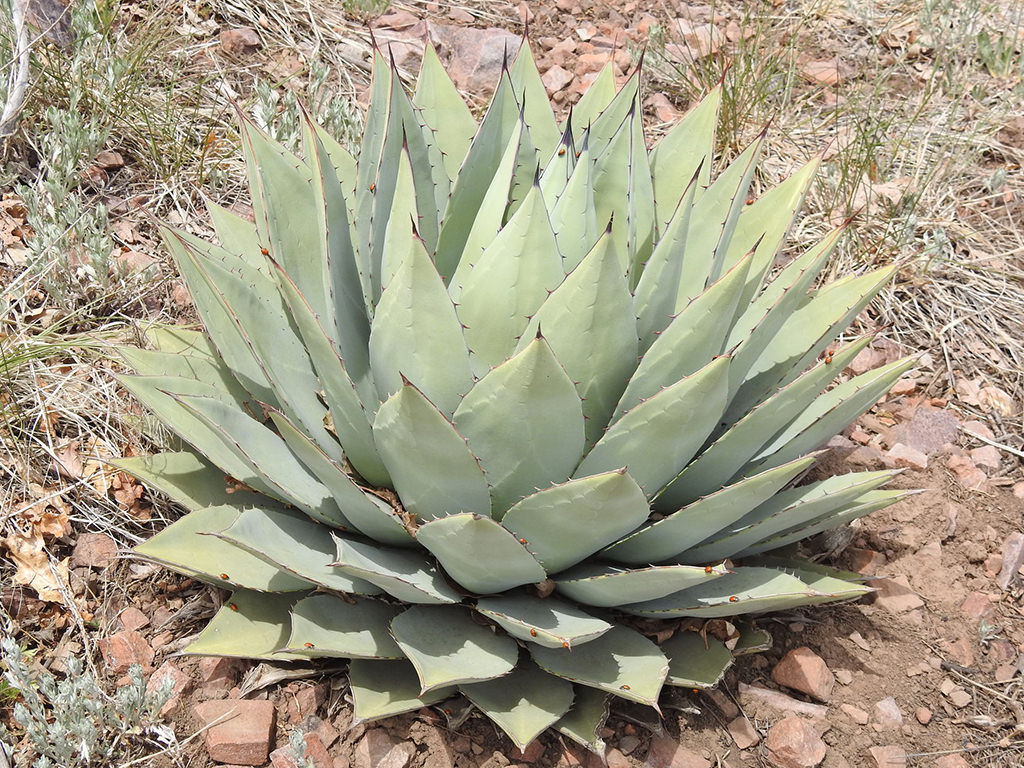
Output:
2,529,70,603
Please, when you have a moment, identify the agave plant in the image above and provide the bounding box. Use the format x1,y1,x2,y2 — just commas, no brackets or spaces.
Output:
117,42,913,750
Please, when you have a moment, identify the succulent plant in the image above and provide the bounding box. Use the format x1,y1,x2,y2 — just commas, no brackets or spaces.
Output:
117,42,913,750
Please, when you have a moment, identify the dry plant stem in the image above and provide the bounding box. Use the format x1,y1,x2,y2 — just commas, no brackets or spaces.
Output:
0,0,30,137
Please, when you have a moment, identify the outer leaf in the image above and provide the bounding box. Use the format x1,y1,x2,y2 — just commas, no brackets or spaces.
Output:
183,590,306,659
530,626,668,708
111,451,269,511
474,595,612,649
509,41,560,159
372,383,491,521
391,605,519,692
332,537,461,605
413,42,477,183
284,594,402,658
461,662,574,750
416,513,547,594
349,659,456,721
206,198,261,261
662,632,734,688
554,564,728,608
454,336,585,516
565,64,616,141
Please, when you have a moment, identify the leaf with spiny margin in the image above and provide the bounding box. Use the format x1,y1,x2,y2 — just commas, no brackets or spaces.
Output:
575,66,638,156
573,356,730,495
675,134,763,308
618,251,752,417
436,67,520,282
270,262,389,487
300,116,375,406
500,471,650,573
355,51,393,300
539,118,576,203
134,506,310,592
604,456,816,564
733,624,773,655
379,145,420,292
564,64,615,140
115,376,278,499
111,451,269,511
680,470,898,563
556,686,609,754
461,662,574,750
268,410,409,545
372,383,491,521
144,325,216,356
413,42,477,183
749,358,917,475
183,590,306,659
205,198,261,262
416,513,546,593
659,337,873,506
620,567,829,618
284,594,402,658
172,392,344,522
554,564,727,608
117,346,252,409
662,632,734,688
454,336,585,516
215,506,382,595
649,85,719,233
451,185,565,376
550,134,598,272
369,235,473,417
509,41,560,160
518,230,638,446
530,626,668,708
729,156,821,307
349,659,456,721
391,605,519,693
307,120,358,200
632,168,700,351
474,595,612,649
332,537,460,604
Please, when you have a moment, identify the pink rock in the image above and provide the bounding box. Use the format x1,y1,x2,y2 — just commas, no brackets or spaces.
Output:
98,630,154,674
727,716,760,748
765,716,827,768
71,533,118,568
870,576,924,613
432,25,522,93
219,27,261,56
738,683,827,718
541,65,573,94
606,748,631,768
959,591,995,620
289,683,327,722
846,548,886,575
199,656,244,686
847,347,886,376
970,445,1001,472
997,532,1024,590
643,735,712,768
943,636,975,667
886,443,928,471
846,445,886,469
915,707,932,724
868,745,906,767
119,606,150,631
934,755,971,768
270,732,333,768
873,697,903,729
354,729,398,768
947,455,987,490
840,704,869,725
510,739,545,763
194,699,276,766
147,660,192,716
771,647,835,702
1013,481,1024,500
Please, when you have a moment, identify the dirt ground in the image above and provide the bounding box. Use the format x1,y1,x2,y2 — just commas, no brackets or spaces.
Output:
2,1,1024,767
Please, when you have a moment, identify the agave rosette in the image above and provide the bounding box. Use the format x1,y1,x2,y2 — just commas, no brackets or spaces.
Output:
117,42,913,750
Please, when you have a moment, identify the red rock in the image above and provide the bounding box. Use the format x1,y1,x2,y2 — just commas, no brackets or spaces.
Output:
934,755,971,768
433,25,521,93
889,377,918,396
870,576,924,613
510,739,544,763
970,445,1001,472
99,630,154,674
943,636,974,667
847,347,885,376
194,699,276,766
959,591,995,620
801,59,841,85
915,707,932,724
199,656,244,686
644,734,712,768
727,716,760,748
869,745,906,767
765,716,827,768
738,683,827,718
984,553,1004,578
271,732,333,768
71,533,118,568
873,697,903,730
147,660,192,716
706,687,739,718
374,10,419,30
886,443,928,471
94,150,124,170
889,407,959,456
947,688,972,708
354,729,398,768
771,647,835,702
988,638,1017,664
947,455,986,490
541,65,573,94
606,748,631,768
997,532,1024,590
220,27,261,56
846,445,885,469
290,683,327,722
846,548,886,575
839,704,869,725
119,606,149,631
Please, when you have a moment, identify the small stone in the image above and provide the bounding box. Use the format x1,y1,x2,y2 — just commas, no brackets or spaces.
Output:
997,532,1024,590
943,636,975,667
377,743,416,768
738,683,828,718
541,65,574,94
889,407,959,455
846,445,886,469
984,553,1004,578
847,347,886,376
194,699,276,766
846,548,886,575
220,27,261,56
644,735,712,768
840,704,869,725
619,735,640,755
890,377,918,396
834,669,854,686
868,745,906,768
705,687,740,718
727,717,760,749
118,606,149,632
959,591,995,620
198,656,244,687
772,647,835,702
947,688,972,708
291,683,326,721
933,755,971,768
970,445,1001,472
71,533,118,568
1012,481,1024,500
510,740,544,763
94,150,124,170
606,748,631,768
764,716,827,768
270,732,332,768
147,660,192,716
886,443,928,471
354,729,398,768
873,697,903,730
870,576,925,613
849,632,872,651
915,707,932,724
98,630,154,674
947,455,987,490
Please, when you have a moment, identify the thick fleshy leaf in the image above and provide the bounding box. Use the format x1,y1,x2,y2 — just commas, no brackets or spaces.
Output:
509,41,560,159
454,336,585,516
117,345,251,409
554,564,728,608
530,626,668,707
549,134,598,271
391,605,519,693
206,198,261,261
332,537,460,605
112,451,268,511
573,356,730,494
555,686,609,754
565,64,616,140
413,42,476,183
182,590,306,660
662,632,734,688
416,513,546,594
461,662,573,750
474,595,612,649
349,659,456,721
372,383,491,521
284,594,402,658
134,505,311,592
500,472,651,573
